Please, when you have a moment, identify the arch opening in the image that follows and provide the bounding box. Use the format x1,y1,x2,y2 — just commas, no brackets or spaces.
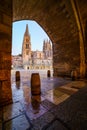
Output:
12,20,53,80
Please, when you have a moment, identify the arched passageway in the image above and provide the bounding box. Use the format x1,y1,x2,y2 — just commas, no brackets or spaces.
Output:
0,1,87,130
0,0,87,108
13,0,87,78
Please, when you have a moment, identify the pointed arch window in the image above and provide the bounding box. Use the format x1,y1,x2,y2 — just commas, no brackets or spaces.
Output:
26,44,29,49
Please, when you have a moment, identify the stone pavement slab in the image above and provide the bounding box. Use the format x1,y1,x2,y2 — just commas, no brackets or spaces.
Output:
4,114,30,130
57,87,76,95
31,111,55,130
25,103,47,121
44,119,68,130
44,92,70,105
50,86,87,129
3,102,24,121
47,89,65,97
41,99,56,110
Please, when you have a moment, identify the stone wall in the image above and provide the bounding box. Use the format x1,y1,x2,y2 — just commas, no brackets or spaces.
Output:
53,33,80,77
0,1,12,106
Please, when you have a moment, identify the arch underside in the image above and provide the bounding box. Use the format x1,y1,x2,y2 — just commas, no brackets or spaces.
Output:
13,0,86,77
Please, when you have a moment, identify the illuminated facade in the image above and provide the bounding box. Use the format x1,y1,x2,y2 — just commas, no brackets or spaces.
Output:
22,24,53,70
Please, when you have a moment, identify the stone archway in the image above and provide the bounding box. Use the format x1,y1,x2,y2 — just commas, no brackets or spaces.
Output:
0,0,87,106
13,0,85,78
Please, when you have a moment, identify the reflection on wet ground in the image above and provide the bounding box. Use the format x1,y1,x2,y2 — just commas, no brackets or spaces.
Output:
0,70,87,130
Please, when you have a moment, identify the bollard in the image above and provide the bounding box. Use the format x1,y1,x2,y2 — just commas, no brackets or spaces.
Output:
15,71,20,82
71,70,77,81
31,73,41,95
47,70,51,77
16,81,20,89
31,97,40,113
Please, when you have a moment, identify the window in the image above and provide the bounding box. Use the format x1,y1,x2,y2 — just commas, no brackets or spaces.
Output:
26,44,29,49
26,38,29,42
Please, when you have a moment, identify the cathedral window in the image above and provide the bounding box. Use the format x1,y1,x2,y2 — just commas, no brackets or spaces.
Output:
26,44,29,49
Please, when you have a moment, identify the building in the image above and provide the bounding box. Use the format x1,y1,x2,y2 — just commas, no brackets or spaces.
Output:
12,24,53,70
12,55,22,69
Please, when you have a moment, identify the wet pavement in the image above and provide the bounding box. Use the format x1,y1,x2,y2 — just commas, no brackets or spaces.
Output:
0,70,87,130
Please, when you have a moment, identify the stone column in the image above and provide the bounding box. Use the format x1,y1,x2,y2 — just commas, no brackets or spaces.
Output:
0,1,12,106
71,0,86,78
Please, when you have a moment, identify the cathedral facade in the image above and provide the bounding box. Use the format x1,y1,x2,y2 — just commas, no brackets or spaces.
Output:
22,24,53,70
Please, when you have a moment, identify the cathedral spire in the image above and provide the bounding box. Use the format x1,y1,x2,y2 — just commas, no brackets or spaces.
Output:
24,24,29,36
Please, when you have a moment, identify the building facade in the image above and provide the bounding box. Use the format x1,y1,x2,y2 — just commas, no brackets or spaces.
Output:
12,55,22,69
12,24,53,70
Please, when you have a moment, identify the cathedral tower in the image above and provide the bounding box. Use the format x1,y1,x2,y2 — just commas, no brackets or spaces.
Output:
43,39,52,59
22,24,31,68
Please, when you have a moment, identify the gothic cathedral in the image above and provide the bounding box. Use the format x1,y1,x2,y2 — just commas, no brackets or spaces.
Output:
22,24,53,70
